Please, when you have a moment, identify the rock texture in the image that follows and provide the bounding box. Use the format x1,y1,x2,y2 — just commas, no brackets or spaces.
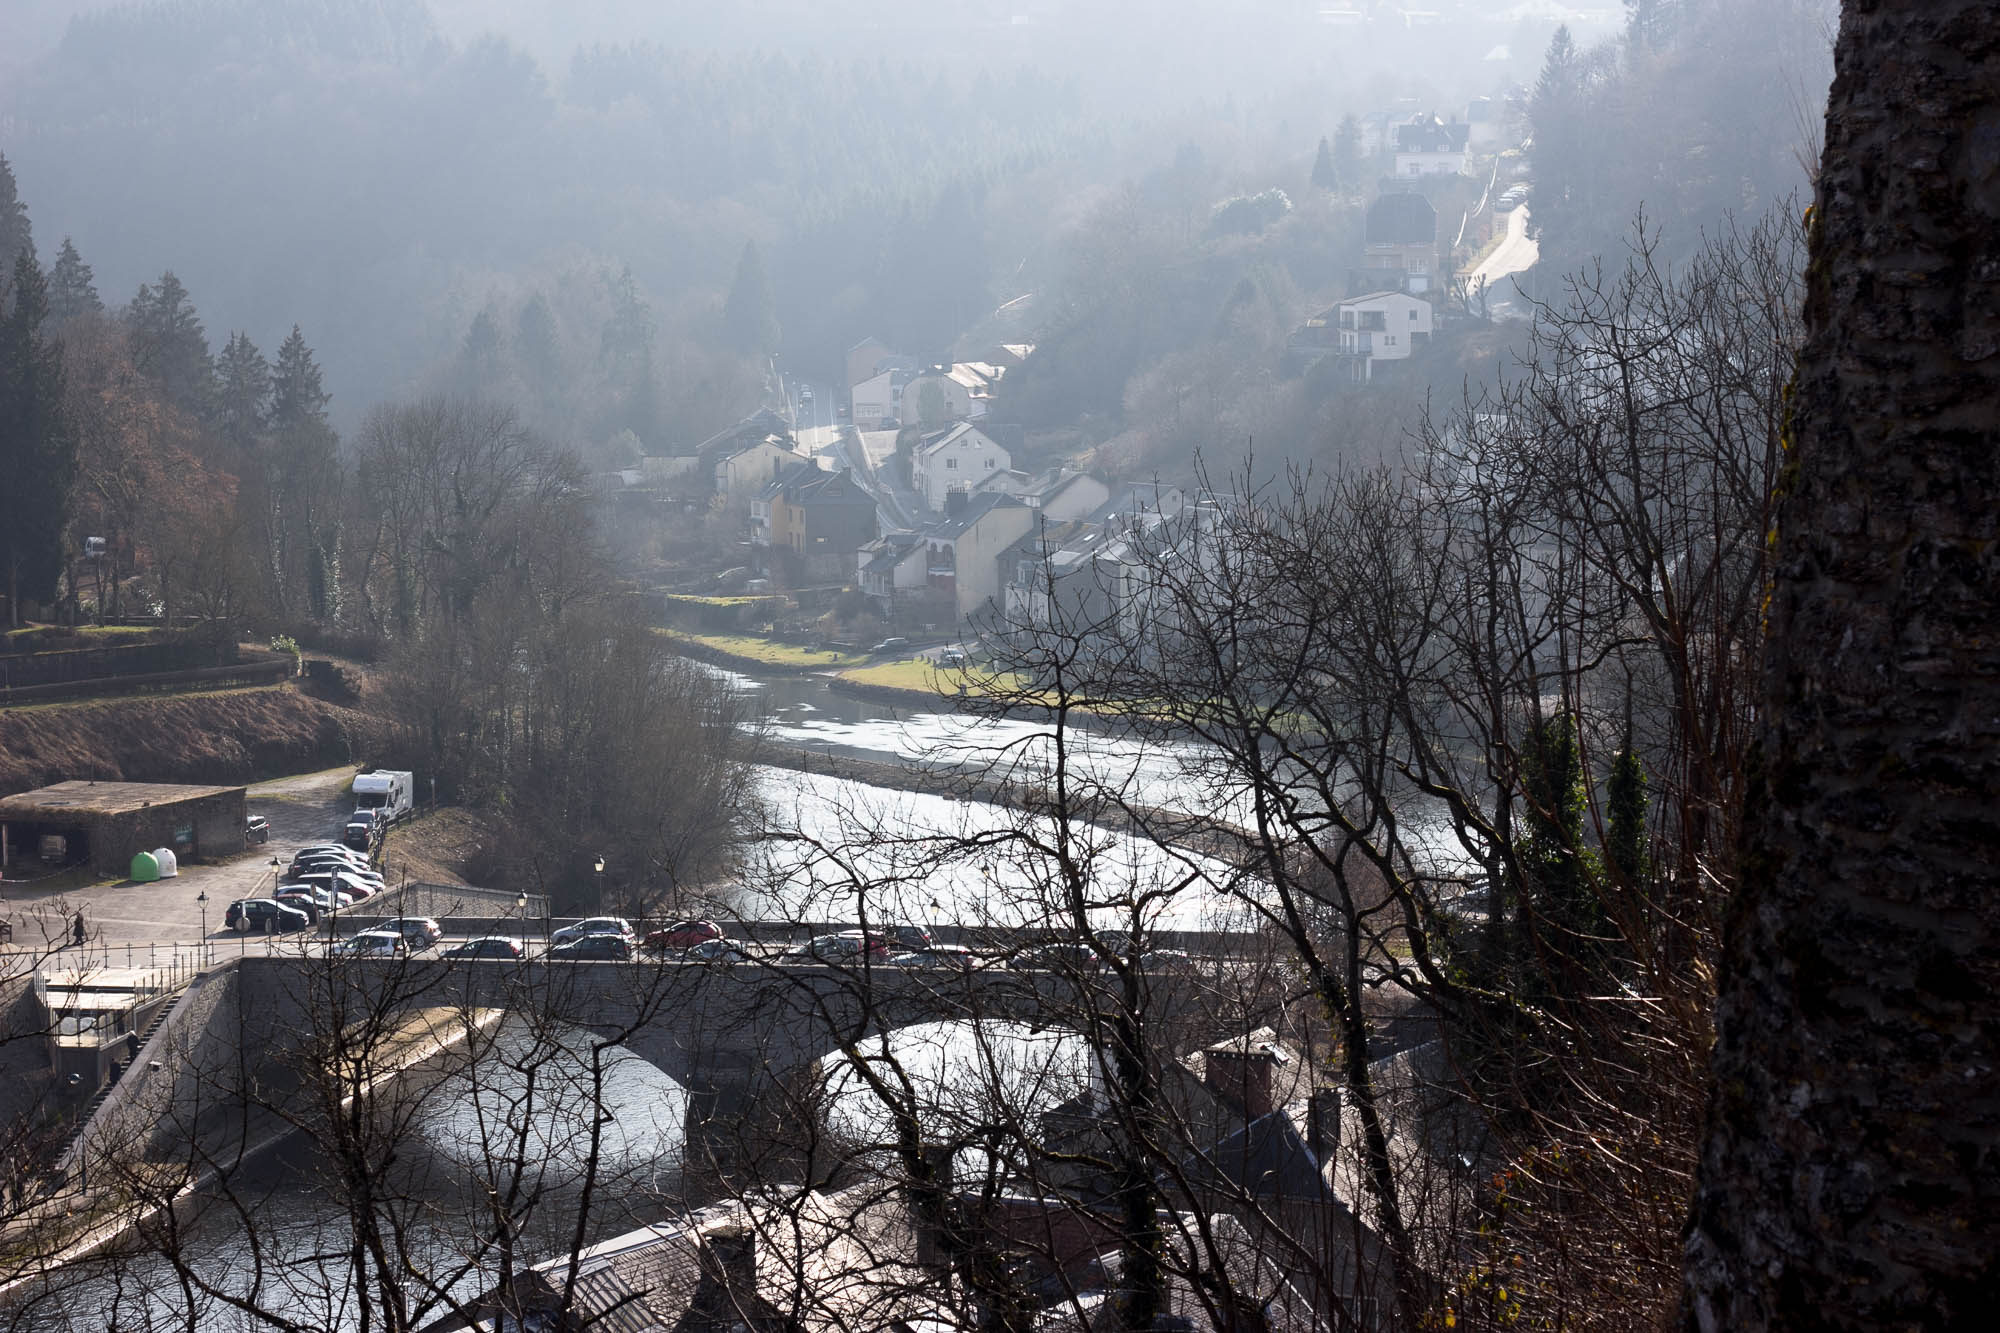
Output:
1685,2,2000,1328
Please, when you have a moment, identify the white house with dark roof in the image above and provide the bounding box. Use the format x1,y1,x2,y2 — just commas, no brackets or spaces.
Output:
1334,290,1432,379
912,422,1012,513
1393,113,1471,177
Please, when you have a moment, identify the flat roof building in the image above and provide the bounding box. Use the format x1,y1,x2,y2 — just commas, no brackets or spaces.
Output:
0,780,247,878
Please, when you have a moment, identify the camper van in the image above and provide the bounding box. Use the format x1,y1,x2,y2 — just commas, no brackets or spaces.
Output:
351,770,415,825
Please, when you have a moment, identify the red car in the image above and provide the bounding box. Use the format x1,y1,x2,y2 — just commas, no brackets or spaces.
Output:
645,919,724,952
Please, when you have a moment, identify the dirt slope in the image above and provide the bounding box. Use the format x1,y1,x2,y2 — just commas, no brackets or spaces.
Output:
0,685,402,796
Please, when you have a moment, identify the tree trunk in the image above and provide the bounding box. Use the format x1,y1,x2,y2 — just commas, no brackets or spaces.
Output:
1685,4,2000,1329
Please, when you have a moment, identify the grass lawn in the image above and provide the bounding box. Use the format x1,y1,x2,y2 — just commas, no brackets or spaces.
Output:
838,658,1039,698
666,631,869,669
659,593,787,608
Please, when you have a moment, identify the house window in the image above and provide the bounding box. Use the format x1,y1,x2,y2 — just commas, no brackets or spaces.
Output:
1409,309,1419,319
985,459,995,468
946,458,958,470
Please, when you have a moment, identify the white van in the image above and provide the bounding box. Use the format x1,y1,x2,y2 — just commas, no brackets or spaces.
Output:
351,770,415,824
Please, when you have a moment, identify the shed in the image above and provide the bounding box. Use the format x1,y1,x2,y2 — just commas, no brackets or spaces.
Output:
0,780,247,878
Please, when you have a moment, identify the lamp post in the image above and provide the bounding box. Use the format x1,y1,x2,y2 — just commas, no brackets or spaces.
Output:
594,855,605,916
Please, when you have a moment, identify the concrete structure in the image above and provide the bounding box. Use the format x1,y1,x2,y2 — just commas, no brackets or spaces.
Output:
0,780,246,878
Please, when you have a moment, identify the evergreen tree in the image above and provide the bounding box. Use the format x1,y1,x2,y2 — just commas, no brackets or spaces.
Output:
722,239,780,356
1520,713,1602,954
599,265,654,380
515,291,560,391
460,308,504,386
1332,114,1363,193
216,330,271,457
1310,136,1336,191
0,254,77,625
1624,0,1683,52
0,155,33,278
127,271,216,420
270,324,330,432
47,237,101,322
1605,741,1650,886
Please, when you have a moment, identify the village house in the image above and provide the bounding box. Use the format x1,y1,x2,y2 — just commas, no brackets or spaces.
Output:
1332,290,1432,380
924,491,1035,622
758,463,879,580
856,530,929,609
1392,113,1470,177
850,364,915,427
700,408,802,498
1361,190,1439,295
911,421,1012,513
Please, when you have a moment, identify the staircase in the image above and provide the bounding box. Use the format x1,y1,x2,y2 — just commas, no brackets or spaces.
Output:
56,970,212,1182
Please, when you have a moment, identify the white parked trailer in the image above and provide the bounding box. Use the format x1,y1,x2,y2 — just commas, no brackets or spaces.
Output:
351,770,415,823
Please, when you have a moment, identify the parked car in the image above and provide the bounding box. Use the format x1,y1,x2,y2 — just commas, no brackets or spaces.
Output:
337,931,409,958
442,936,526,961
936,648,968,669
277,884,356,911
245,814,270,845
292,845,374,867
1006,942,1105,972
888,924,935,952
685,937,751,964
780,931,891,964
893,944,979,970
225,899,312,933
273,892,325,924
869,637,910,656
293,869,379,901
374,917,443,950
290,853,377,880
548,934,633,961
644,919,723,952
549,917,635,947
343,811,383,852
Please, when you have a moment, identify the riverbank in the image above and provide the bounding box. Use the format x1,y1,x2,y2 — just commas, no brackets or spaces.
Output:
753,744,1253,864
660,631,865,675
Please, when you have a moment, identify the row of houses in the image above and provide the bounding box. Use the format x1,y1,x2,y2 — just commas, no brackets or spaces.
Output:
848,341,1033,430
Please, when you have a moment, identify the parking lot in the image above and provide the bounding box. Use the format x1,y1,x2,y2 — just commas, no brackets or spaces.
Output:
1,766,358,955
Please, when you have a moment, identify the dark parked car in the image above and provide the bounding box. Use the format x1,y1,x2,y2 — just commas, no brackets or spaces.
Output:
245,814,270,845
644,919,723,952
1007,942,1105,972
685,937,751,964
549,934,633,961
893,945,979,970
779,931,891,964
225,899,312,933
442,936,526,961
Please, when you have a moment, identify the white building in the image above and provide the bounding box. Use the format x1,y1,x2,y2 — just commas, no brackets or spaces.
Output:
1335,291,1433,380
911,422,1011,513
1393,114,1470,177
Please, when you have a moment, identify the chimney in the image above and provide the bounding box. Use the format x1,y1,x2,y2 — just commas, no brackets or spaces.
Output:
1308,1087,1343,1161
912,1143,955,1269
1204,1030,1287,1120
697,1222,758,1319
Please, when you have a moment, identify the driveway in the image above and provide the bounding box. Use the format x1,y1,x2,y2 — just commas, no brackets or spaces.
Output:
1467,204,1539,317
1,767,357,959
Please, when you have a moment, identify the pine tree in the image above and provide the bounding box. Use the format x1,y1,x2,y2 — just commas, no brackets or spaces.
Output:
1520,713,1602,957
1310,136,1336,191
47,238,101,322
216,331,271,457
0,254,77,625
1604,741,1650,886
127,271,216,420
460,308,504,387
270,325,329,432
1332,114,1363,193
600,265,654,380
515,291,560,392
722,239,780,356
0,155,33,277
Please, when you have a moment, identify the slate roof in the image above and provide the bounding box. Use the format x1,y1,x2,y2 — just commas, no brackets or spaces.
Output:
926,491,1024,540
1365,191,1438,245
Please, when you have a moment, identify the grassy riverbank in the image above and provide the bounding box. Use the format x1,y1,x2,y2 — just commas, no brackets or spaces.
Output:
660,630,868,672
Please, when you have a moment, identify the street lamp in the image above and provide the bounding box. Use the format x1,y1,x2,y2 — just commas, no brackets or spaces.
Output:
593,856,606,915
197,890,209,964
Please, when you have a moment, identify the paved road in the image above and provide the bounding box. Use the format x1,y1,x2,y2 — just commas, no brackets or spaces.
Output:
2,767,356,958
1467,203,1538,317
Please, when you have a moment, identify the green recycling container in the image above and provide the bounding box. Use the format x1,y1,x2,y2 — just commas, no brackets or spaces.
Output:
129,850,161,882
